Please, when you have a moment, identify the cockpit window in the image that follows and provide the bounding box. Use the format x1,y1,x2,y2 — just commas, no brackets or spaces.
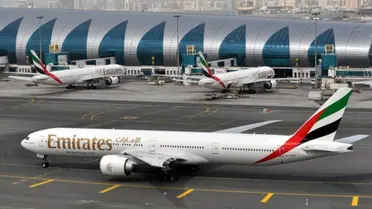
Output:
25,136,29,140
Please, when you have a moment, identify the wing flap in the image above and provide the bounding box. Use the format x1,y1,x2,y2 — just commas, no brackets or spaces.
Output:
215,120,281,133
122,149,209,169
123,149,187,169
241,78,300,85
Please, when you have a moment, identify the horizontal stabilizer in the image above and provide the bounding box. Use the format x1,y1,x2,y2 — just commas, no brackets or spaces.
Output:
215,120,281,134
302,141,353,153
335,135,369,144
8,76,32,81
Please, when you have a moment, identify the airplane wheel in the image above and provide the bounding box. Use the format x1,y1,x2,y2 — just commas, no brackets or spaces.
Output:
42,162,49,168
166,170,180,181
189,165,200,172
167,174,179,181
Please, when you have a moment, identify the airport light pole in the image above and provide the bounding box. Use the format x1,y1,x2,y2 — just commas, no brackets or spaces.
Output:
312,10,320,89
173,15,181,75
36,16,44,62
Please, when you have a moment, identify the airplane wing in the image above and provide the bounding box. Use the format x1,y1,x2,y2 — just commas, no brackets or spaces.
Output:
351,80,372,85
215,120,281,134
171,78,200,83
8,76,33,82
335,135,369,144
241,77,300,85
153,74,203,80
122,149,208,169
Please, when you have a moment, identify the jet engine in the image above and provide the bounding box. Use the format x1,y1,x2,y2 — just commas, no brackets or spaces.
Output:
100,155,136,176
263,80,278,89
104,76,119,85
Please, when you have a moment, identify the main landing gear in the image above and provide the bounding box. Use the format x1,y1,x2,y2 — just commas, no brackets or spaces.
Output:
87,83,97,89
160,170,180,182
37,154,49,168
66,84,75,89
157,165,200,181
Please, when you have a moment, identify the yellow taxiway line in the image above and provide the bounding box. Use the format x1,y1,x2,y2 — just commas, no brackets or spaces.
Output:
99,184,121,194
261,192,274,203
176,189,195,199
0,174,371,200
352,196,359,206
29,179,54,188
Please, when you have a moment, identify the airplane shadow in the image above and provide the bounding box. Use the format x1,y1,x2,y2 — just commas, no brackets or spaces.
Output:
27,85,121,97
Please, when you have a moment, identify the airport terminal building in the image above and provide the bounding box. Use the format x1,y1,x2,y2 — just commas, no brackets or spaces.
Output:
0,7,372,70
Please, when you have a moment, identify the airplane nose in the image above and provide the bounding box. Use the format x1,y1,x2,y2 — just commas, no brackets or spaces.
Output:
21,139,26,148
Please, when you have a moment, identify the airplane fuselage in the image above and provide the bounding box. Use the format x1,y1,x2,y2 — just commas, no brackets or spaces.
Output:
198,66,275,91
31,64,125,86
21,128,336,166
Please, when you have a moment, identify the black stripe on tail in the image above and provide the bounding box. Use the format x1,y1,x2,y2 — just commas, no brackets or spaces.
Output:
35,67,46,75
301,118,342,144
202,69,211,78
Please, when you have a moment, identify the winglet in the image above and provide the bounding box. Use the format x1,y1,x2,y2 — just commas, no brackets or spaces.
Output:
215,120,281,134
335,135,369,144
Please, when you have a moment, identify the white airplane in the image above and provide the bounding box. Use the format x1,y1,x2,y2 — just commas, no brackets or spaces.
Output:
21,88,368,181
349,80,372,90
9,50,125,89
162,51,298,93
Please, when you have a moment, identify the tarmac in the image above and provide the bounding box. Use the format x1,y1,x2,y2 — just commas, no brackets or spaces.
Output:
1,78,372,109
0,96,372,209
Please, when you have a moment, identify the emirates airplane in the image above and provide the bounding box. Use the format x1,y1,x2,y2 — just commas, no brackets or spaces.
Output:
166,51,298,92
9,50,125,89
21,88,368,181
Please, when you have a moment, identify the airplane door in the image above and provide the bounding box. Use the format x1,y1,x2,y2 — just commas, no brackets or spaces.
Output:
38,135,45,148
149,140,156,152
211,142,219,154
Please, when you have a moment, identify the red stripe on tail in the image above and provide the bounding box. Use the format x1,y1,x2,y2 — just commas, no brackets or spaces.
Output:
39,62,63,84
255,109,325,164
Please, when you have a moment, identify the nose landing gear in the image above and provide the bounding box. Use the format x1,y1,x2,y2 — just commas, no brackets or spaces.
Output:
37,154,49,168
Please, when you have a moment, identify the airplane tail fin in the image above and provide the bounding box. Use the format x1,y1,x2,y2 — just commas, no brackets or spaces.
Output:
255,88,353,164
30,50,48,75
30,50,63,84
292,87,352,143
198,51,213,78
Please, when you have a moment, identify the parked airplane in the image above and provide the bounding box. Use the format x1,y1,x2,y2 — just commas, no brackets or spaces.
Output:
161,51,298,92
9,50,125,89
21,88,367,181
350,80,372,89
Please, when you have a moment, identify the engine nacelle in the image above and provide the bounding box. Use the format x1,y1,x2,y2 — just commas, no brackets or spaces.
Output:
100,155,136,176
104,76,119,85
263,80,278,89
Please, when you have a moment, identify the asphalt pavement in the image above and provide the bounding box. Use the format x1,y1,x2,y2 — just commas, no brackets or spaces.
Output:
0,97,371,208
